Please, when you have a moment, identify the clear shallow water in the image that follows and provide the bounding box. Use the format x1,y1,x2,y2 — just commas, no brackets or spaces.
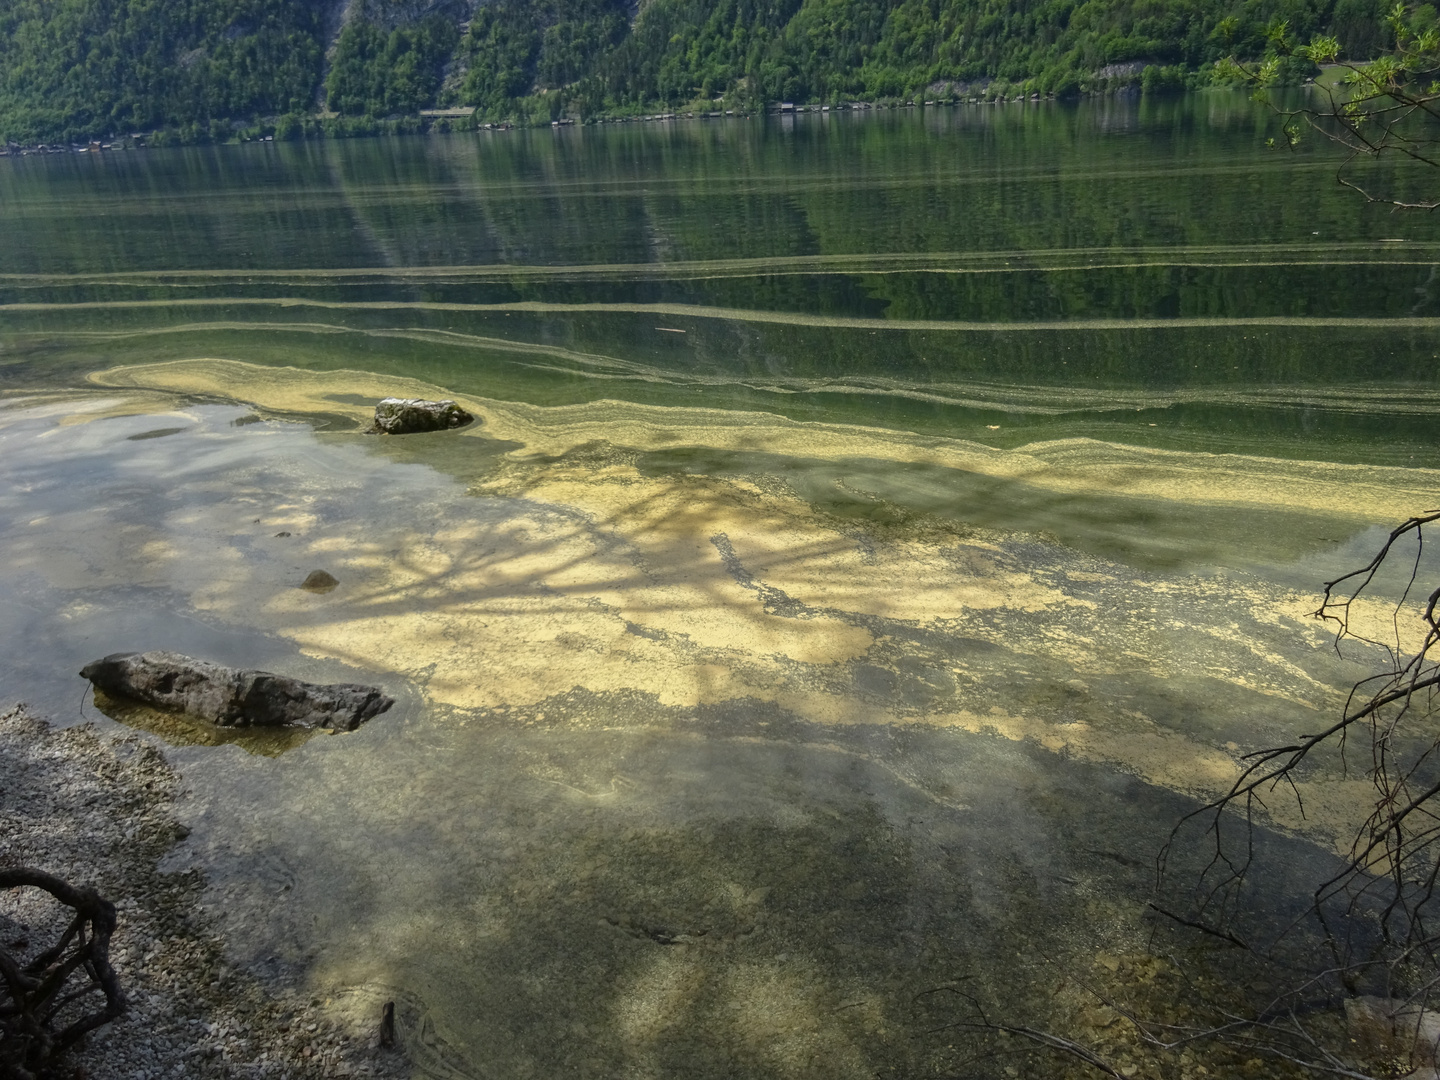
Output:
1,97,1438,1077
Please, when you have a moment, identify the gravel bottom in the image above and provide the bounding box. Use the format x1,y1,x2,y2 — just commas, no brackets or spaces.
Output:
0,704,410,1079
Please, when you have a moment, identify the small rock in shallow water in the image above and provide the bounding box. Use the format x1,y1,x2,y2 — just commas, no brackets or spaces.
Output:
79,651,393,730
371,397,474,434
300,569,339,592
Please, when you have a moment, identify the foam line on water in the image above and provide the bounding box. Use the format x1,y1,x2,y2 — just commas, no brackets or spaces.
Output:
1,240,1436,285
13,295,1440,332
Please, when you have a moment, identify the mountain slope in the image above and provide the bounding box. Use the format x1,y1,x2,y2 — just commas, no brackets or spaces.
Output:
0,0,1396,141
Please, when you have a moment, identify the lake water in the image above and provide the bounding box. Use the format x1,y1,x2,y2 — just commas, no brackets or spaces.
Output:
2,95,1438,1077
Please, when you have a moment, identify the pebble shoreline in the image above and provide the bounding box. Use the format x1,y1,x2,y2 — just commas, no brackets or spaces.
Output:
0,704,409,1079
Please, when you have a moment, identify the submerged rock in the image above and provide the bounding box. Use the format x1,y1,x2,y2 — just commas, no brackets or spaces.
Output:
300,569,339,593
1344,996,1440,1071
79,651,393,730
371,397,474,434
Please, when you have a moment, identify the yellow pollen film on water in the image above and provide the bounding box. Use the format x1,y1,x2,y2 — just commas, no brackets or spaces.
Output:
51,357,1429,854
90,358,1440,521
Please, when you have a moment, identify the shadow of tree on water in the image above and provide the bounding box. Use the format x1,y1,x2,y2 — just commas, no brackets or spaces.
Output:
175,689,1346,1080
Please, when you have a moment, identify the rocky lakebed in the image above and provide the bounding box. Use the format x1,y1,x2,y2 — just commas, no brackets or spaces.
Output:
0,703,409,1079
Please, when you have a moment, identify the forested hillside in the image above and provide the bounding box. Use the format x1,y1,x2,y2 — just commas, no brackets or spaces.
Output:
0,0,328,143
0,0,1402,142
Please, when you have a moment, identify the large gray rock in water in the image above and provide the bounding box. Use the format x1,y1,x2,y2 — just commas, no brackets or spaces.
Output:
79,652,393,730
371,397,474,434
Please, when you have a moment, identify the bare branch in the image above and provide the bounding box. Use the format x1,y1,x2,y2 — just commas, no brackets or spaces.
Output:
0,868,126,1078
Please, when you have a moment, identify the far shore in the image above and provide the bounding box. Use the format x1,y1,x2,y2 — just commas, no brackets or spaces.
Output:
1,82,1289,157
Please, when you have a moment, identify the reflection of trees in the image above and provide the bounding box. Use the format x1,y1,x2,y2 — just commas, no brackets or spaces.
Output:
11,103,1440,408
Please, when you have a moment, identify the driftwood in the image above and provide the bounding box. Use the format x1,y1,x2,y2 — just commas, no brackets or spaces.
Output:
0,867,126,1079
79,652,393,731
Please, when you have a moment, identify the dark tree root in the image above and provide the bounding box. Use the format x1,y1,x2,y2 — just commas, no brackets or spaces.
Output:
0,867,126,1079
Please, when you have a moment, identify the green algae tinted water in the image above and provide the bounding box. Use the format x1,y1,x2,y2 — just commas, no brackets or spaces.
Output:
2,95,1440,467
1,96,1439,1079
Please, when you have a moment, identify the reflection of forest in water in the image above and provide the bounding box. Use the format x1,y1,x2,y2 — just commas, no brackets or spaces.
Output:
0,94,1438,1078
4,95,1440,466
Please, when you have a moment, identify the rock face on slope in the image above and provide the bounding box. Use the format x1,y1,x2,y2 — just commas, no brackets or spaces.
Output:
371,398,474,434
79,652,393,730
